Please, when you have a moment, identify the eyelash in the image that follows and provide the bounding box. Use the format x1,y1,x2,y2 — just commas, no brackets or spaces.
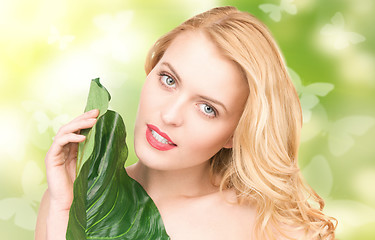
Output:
157,71,218,119
158,72,176,89
197,103,217,118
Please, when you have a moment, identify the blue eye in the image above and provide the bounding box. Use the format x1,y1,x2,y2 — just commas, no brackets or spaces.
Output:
161,74,175,87
198,103,216,117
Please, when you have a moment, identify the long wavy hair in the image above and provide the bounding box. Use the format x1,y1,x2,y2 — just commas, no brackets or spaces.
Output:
144,6,336,239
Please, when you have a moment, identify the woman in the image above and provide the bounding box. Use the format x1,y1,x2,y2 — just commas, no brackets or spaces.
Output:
36,6,336,239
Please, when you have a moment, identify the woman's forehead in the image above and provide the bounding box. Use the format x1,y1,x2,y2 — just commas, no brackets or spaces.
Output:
160,31,242,83
156,31,249,111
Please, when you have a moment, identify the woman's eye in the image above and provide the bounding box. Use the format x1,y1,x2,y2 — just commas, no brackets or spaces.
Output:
161,74,176,87
198,103,216,118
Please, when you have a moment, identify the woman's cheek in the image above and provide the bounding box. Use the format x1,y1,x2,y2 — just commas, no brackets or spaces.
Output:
186,122,230,156
141,81,160,112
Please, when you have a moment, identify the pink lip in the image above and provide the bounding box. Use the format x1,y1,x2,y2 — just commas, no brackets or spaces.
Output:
146,124,177,151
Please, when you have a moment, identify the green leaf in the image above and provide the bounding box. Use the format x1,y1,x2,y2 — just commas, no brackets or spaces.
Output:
67,81,169,239
77,78,111,176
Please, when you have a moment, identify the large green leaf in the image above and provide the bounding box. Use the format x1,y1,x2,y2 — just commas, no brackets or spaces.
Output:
76,78,111,176
66,80,169,239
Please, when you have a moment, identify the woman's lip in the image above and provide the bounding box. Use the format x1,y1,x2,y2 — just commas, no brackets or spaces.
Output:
146,124,176,145
145,125,177,151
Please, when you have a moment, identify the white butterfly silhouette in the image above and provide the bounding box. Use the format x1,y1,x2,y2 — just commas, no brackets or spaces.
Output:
302,155,333,198
93,11,133,35
0,161,47,230
328,116,375,156
91,11,134,62
300,102,375,156
288,67,334,122
259,0,297,22
33,111,69,134
22,100,63,115
47,26,75,50
320,12,365,50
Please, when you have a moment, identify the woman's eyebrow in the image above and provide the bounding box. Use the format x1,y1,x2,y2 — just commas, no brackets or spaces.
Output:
198,95,228,113
161,62,182,84
161,61,228,113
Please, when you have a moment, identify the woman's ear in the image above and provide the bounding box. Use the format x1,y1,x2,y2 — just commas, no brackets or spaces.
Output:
223,135,233,149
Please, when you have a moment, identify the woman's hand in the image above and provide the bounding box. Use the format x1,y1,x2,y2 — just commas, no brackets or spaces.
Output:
46,108,99,209
35,109,99,240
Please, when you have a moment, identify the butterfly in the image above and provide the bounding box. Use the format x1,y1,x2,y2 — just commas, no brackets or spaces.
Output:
300,103,375,156
32,111,69,134
22,100,63,115
327,115,375,156
302,156,375,235
47,26,75,50
320,12,365,50
302,155,333,198
259,0,297,22
0,161,47,230
21,101,71,150
93,10,133,35
91,11,134,62
288,67,334,123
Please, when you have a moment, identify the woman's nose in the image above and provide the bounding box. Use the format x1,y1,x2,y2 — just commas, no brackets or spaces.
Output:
160,97,184,127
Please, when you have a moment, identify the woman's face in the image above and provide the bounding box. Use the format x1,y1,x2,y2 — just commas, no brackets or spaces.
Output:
134,31,249,171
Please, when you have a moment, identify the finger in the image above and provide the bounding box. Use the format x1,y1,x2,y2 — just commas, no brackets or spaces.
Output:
81,109,100,119
67,140,78,160
66,157,77,182
66,140,78,164
48,133,85,158
64,109,100,128
66,155,77,182
55,133,85,147
57,118,97,136
66,141,78,168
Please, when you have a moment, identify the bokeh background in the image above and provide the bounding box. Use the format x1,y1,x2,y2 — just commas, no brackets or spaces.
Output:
1,0,374,239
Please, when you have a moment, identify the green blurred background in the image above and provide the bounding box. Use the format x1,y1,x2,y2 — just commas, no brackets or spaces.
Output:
0,0,374,239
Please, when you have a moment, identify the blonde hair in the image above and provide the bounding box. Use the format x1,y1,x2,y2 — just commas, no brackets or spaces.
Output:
145,6,336,239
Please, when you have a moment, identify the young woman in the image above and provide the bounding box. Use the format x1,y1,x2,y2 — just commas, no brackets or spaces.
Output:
36,6,336,240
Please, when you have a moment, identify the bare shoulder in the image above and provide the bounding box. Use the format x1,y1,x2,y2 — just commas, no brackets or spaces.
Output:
161,189,257,240
273,222,309,240
276,230,308,240
210,189,257,223
208,189,257,239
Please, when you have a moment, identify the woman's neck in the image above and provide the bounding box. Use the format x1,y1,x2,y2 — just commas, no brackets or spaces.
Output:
126,161,219,203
